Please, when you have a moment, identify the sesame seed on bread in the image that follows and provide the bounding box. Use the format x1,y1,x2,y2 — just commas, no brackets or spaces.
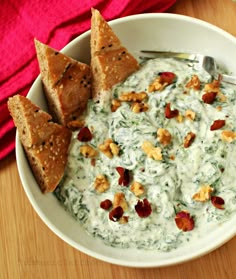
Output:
90,8,121,55
8,95,71,193
25,127,71,193
90,8,140,99
34,39,91,126
7,95,54,148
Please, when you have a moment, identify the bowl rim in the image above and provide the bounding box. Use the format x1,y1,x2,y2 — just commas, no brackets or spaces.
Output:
61,12,236,53
16,12,236,268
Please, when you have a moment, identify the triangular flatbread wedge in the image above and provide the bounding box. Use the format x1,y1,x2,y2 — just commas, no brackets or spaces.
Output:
8,95,71,193
90,8,121,55
34,39,91,126
7,95,53,148
90,8,140,99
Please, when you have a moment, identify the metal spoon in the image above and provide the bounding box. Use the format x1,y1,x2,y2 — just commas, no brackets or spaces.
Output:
139,51,236,85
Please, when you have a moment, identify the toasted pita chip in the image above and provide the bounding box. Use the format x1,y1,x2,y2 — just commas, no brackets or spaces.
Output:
90,8,139,99
8,95,71,193
35,39,91,126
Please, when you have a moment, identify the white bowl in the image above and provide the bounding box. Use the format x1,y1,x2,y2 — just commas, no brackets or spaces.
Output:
16,13,236,268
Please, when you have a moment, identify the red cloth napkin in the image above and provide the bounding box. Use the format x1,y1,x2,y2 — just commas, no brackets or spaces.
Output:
0,0,176,161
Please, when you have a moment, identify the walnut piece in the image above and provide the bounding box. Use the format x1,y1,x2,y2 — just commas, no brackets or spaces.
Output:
148,77,167,92
131,102,149,113
113,192,129,211
119,216,129,224
119,91,147,102
185,75,201,90
185,109,196,121
99,138,120,158
192,185,214,202
99,139,113,158
204,79,220,93
67,119,85,131
204,79,227,102
111,99,121,112
94,175,110,193
218,91,227,102
130,181,145,197
221,130,236,142
157,128,172,146
169,154,175,160
183,132,196,148
176,114,184,123
80,144,98,158
109,142,120,156
148,72,176,92
142,141,162,160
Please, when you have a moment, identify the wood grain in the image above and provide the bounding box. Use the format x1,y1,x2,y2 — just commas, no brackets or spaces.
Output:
1,0,236,278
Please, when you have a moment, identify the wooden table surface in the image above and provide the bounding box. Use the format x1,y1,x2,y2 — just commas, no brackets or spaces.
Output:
1,0,236,278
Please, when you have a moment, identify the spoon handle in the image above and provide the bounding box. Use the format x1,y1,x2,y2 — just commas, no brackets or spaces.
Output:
220,73,236,85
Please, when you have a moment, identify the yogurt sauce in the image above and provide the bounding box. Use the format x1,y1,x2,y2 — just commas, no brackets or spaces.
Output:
55,58,236,251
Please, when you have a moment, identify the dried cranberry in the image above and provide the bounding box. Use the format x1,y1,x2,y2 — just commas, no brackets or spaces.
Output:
210,120,225,131
211,196,225,210
165,103,179,119
202,92,217,104
159,72,176,84
109,206,124,222
175,211,194,232
135,198,152,218
77,127,93,142
116,167,131,186
100,199,112,210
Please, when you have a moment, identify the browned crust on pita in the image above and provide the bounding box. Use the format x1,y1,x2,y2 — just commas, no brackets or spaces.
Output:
90,8,121,55
7,95,54,147
8,95,71,193
25,127,71,193
34,39,91,126
90,9,139,99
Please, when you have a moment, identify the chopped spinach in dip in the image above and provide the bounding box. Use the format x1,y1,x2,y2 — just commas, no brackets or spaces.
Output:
55,58,236,251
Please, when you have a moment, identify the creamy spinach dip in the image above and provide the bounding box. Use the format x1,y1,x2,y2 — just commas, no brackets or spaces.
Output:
55,58,236,251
